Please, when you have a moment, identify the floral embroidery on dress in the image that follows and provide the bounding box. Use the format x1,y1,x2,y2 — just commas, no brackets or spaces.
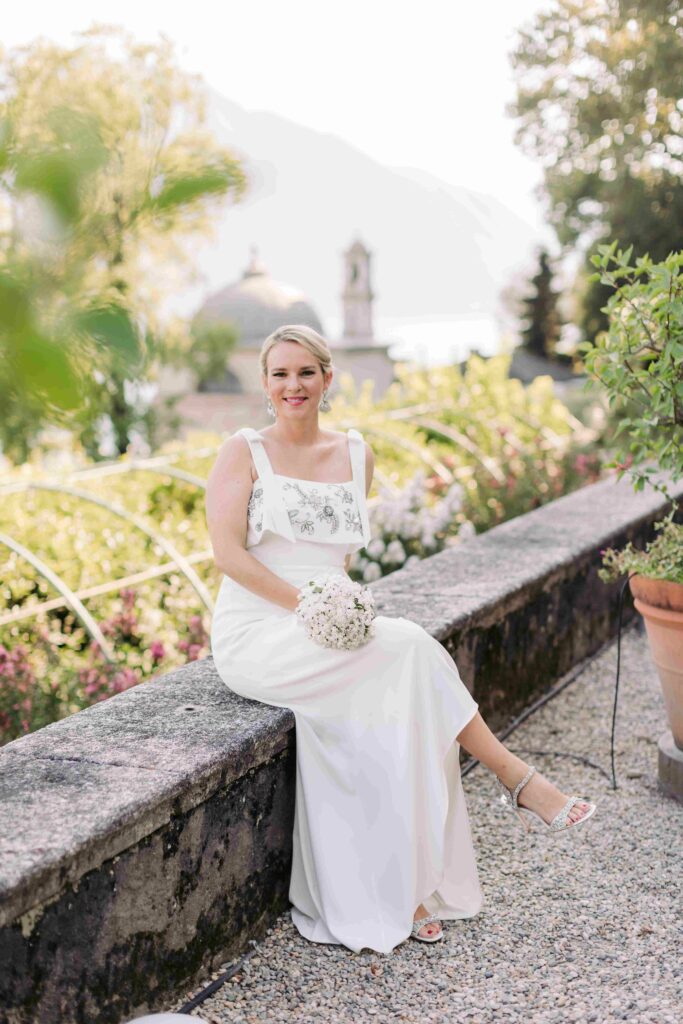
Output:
280,480,364,538
287,507,317,535
316,501,340,533
283,481,339,536
343,507,363,534
246,474,363,544
246,482,264,532
329,483,355,506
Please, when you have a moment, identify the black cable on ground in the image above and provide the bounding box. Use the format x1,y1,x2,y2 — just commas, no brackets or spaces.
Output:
174,939,260,1015
461,572,637,792
608,573,637,790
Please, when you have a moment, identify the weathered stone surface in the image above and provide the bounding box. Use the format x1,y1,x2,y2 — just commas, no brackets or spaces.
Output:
1,657,294,924
1,747,295,1024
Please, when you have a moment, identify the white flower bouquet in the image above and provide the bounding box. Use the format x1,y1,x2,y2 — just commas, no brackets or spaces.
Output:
295,571,377,650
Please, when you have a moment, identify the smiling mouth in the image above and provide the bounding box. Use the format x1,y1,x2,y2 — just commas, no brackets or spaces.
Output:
285,397,307,403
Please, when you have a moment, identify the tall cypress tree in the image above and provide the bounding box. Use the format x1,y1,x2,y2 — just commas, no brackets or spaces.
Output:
519,249,562,359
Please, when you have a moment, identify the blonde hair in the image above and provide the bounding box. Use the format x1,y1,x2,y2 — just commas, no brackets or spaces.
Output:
259,325,335,384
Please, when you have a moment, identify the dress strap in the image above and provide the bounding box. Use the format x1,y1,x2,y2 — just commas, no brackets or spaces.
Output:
235,428,295,542
237,427,277,485
347,429,372,549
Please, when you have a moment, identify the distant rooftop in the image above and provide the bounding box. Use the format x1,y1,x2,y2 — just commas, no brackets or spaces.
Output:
194,246,325,348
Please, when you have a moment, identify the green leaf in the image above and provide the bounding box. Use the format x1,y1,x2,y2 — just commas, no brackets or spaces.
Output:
14,152,82,222
13,108,108,224
0,116,12,174
73,304,144,372
0,274,33,335
10,331,81,411
148,166,234,212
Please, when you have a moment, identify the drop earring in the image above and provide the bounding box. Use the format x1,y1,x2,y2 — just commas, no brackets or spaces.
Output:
266,396,276,418
319,390,331,412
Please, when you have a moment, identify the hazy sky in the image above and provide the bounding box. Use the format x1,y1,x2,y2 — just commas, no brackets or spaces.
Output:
4,0,555,238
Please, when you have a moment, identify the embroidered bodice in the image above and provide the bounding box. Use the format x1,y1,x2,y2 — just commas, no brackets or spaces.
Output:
237,427,372,555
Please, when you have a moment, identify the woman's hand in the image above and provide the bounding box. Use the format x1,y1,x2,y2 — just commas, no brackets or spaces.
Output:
287,584,303,612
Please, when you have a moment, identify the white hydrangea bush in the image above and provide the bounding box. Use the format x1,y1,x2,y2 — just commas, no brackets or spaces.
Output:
349,470,476,583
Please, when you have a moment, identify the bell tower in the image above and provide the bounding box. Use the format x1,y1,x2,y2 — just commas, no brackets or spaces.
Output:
342,238,374,340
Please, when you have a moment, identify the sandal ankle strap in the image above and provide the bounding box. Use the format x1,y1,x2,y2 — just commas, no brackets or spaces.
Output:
511,765,536,808
499,765,536,811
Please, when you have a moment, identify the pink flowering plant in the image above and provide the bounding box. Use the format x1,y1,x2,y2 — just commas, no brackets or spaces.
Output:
178,614,208,661
0,585,210,745
0,642,37,738
0,620,69,738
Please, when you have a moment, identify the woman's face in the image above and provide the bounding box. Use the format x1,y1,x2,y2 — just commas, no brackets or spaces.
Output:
264,342,331,417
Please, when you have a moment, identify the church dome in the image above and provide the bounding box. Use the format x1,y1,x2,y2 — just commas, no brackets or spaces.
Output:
193,247,325,349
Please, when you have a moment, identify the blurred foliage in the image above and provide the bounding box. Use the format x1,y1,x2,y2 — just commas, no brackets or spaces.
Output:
580,242,683,499
508,0,683,341
0,476,215,740
0,26,247,461
188,320,239,390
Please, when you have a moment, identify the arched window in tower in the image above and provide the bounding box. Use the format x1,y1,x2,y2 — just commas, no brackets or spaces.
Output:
350,262,359,283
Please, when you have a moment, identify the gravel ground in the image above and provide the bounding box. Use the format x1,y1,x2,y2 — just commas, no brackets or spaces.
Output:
171,619,682,1024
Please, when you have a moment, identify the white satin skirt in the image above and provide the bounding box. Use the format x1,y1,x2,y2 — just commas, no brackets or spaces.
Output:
210,535,483,953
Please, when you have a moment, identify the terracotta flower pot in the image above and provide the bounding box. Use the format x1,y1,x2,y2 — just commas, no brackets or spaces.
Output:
629,574,683,750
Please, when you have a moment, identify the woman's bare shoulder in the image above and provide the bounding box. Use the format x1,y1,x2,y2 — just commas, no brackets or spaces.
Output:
208,431,254,485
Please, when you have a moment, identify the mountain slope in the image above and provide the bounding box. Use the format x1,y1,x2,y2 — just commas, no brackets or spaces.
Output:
180,88,543,328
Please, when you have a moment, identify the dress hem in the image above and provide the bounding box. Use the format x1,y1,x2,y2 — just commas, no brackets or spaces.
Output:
288,698,483,955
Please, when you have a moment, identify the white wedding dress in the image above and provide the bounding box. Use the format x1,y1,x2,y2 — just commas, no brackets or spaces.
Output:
210,426,483,954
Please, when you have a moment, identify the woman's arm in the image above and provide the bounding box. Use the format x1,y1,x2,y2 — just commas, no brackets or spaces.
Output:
205,434,301,612
364,439,375,498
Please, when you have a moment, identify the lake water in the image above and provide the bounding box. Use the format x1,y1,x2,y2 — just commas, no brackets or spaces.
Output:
325,314,511,368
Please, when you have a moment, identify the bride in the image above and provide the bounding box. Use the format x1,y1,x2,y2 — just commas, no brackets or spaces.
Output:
206,324,596,954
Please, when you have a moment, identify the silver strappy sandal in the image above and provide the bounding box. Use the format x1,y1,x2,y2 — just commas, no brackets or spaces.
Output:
496,765,597,834
410,913,443,943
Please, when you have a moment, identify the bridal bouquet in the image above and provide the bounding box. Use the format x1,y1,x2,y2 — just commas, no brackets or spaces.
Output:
295,571,377,650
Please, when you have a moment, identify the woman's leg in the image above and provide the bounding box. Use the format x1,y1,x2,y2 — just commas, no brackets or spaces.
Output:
455,711,591,825
412,709,592,936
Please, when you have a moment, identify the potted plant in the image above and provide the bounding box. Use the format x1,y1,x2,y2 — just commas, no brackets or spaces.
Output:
599,512,683,748
579,243,683,792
